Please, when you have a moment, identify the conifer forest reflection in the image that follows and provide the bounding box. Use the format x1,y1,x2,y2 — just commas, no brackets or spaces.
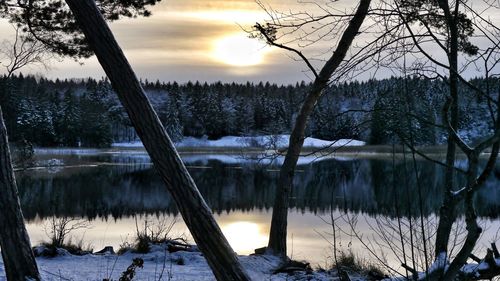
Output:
18,151,500,265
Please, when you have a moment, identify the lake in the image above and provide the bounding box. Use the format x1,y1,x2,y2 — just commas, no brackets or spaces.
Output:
17,149,500,274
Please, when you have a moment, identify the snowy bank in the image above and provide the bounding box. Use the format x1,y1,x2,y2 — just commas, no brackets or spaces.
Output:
181,154,339,166
113,135,365,149
0,249,337,281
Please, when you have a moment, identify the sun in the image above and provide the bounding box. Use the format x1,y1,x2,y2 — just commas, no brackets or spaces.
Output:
221,221,268,254
212,34,270,67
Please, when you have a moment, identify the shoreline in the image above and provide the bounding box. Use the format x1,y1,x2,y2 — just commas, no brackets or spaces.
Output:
31,144,494,160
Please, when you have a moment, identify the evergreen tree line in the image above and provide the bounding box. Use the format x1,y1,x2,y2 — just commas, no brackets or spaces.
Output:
0,74,496,147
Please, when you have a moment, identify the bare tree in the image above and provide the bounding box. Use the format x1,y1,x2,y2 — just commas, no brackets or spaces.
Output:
0,25,51,78
253,1,500,279
377,1,500,279
323,0,500,278
252,0,373,257
44,217,91,248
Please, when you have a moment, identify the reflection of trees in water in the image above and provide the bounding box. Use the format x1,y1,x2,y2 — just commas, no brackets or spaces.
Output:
370,159,444,217
16,158,500,221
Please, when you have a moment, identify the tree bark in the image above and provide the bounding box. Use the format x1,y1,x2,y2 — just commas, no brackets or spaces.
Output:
267,0,372,256
63,1,250,280
434,1,460,260
441,153,481,281
0,106,40,281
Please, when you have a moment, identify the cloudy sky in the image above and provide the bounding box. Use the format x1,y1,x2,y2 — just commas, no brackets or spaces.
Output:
1,1,499,84
1,0,324,84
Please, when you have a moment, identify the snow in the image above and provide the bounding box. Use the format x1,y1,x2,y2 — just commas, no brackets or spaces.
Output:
108,135,366,165
112,135,366,149
0,249,335,281
34,148,104,155
460,257,500,273
32,148,363,168
110,142,144,148
428,252,448,273
182,154,336,166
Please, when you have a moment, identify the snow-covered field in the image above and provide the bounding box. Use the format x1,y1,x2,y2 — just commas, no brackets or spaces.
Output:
112,135,365,149
0,249,336,281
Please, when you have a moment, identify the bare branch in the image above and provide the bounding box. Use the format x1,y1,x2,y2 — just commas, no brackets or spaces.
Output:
0,24,52,78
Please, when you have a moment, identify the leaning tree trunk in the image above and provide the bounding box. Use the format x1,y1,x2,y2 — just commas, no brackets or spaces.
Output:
63,1,250,280
0,107,40,281
267,0,372,256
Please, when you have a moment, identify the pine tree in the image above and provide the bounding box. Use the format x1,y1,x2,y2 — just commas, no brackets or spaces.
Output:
158,97,183,142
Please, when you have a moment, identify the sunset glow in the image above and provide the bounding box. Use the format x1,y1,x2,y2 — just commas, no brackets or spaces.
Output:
221,221,268,254
183,10,267,23
212,33,270,67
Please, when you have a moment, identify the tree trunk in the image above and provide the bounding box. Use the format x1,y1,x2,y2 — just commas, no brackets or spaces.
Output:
0,107,40,281
441,154,481,281
434,3,460,260
267,0,372,256
63,1,250,280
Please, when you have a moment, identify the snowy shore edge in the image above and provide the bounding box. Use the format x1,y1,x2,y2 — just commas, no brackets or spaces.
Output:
112,135,366,149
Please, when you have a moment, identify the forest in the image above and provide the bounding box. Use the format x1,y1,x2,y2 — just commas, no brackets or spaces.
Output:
1,74,496,147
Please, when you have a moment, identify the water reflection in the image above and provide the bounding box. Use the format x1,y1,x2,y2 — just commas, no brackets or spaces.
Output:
17,151,500,267
17,152,500,220
221,221,268,254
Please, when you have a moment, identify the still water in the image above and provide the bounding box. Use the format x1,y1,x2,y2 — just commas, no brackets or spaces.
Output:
17,149,500,272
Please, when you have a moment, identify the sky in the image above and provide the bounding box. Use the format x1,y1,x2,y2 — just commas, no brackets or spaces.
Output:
0,0,319,85
0,1,499,85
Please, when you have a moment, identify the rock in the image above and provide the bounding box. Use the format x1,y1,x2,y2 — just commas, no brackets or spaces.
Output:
33,245,69,257
47,159,64,166
167,240,196,253
254,247,267,255
367,269,389,280
56,248,70,256
94,246,115,255
33,245,57,257
273,259,312,275
35,158,65,173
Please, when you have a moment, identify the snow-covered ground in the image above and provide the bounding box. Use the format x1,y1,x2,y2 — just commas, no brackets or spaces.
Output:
32,135,366,163
0,249,337,281
112,135,366,149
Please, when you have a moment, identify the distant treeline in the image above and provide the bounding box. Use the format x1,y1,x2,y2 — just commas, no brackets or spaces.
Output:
0,74,495,147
